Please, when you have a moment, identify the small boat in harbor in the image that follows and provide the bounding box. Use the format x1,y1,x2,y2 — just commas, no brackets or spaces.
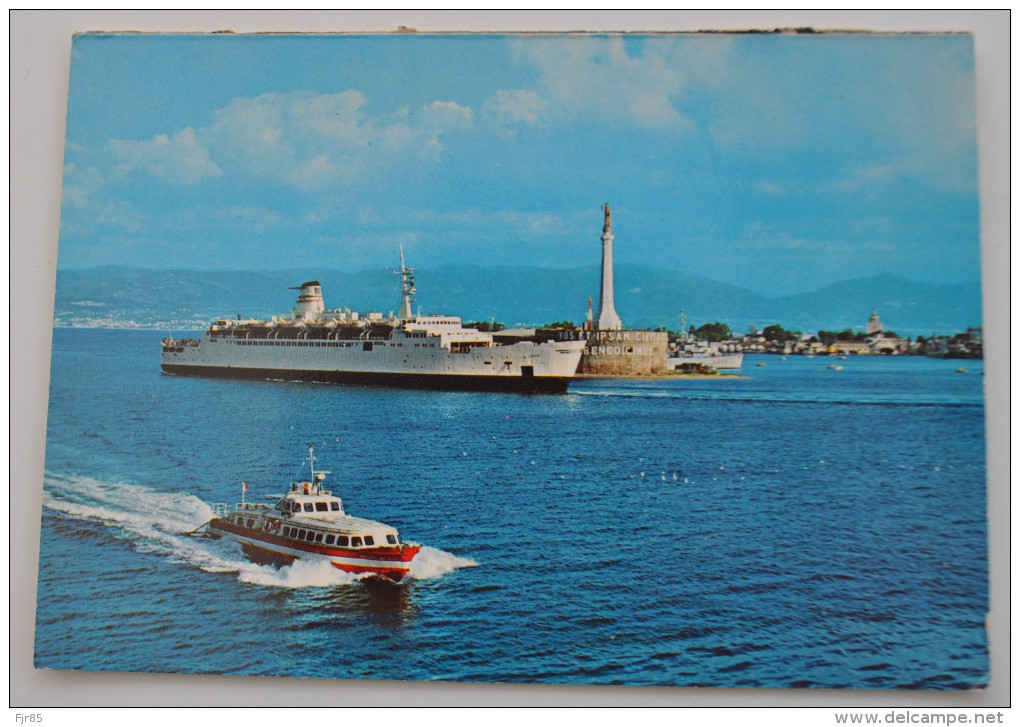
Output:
191,446,421,582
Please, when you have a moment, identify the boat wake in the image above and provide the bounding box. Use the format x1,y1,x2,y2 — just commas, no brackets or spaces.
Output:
210,545,478,588
573,387,981,408
408,546,478,581
42,472,474,588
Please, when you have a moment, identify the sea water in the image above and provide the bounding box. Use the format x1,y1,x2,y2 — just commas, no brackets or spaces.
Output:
35,329,989,688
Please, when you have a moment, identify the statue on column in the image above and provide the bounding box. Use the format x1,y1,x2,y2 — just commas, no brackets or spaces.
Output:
602,203,612,234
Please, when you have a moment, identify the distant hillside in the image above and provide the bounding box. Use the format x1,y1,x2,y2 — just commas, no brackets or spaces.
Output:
53,265,983,337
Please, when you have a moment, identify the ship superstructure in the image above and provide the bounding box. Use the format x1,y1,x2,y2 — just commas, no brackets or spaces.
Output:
161,251,585,393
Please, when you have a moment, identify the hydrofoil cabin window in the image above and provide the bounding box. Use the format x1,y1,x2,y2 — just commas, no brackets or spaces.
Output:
330,502,340,511
303,503,314,512
351,536,363,547
325,534,335,545
363,536,374,546
386,535,397,545
337,536,349,547
315,502,329,512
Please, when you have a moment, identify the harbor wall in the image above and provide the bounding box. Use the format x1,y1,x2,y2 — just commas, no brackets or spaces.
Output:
537,329,670,375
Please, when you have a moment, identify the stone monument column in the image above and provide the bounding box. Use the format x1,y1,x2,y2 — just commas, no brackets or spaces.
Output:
596,203,623,330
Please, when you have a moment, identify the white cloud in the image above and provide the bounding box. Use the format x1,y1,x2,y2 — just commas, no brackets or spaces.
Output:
61,196,146,236
288,154,342,188
835,164,898,192
485,90,547,124
109,127,220,185
508,35,694,131
194,90,475,186
873,45,977,192
687,35,977,191
61,161,102,209
291,90,370,143
61,153,149,235
422,100,472,129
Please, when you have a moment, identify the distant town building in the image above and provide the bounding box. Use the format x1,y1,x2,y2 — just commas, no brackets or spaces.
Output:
822,309,908,355
866,309,884,336
831,340,871,355
924,327,983,359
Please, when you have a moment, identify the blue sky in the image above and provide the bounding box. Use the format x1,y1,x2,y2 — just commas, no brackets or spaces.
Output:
57,32,980,296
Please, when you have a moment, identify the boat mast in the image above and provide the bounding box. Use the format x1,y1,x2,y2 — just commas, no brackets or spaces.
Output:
307,444,329,492
397,246,416,321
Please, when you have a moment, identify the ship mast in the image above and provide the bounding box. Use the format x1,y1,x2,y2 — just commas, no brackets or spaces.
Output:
307,444,329,492
397,246,416,321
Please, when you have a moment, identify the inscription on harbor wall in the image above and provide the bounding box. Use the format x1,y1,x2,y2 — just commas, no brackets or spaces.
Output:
538,329,669,375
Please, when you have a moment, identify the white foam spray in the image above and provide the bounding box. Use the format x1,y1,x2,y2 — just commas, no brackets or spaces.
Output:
43,472,475,589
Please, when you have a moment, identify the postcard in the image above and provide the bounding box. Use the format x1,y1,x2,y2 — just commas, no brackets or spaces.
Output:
29,26,993,700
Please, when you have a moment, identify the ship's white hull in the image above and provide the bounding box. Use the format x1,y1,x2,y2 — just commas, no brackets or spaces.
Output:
163,332,585,393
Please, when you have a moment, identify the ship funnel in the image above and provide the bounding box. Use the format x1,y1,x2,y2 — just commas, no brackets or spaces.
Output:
291,281,325,321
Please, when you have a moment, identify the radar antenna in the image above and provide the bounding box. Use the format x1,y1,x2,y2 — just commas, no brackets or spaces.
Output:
306,444,330,492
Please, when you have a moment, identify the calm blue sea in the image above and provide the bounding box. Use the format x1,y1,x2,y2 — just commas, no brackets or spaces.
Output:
36,329,989,689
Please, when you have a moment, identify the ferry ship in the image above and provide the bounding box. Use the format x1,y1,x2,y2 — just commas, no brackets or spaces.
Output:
197,446,421,582
161,251,585,393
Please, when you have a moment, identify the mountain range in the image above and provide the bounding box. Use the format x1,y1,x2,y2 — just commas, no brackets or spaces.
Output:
53,265,983,338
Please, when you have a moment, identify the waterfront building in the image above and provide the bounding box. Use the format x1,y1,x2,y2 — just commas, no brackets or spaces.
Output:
924,327,983,359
